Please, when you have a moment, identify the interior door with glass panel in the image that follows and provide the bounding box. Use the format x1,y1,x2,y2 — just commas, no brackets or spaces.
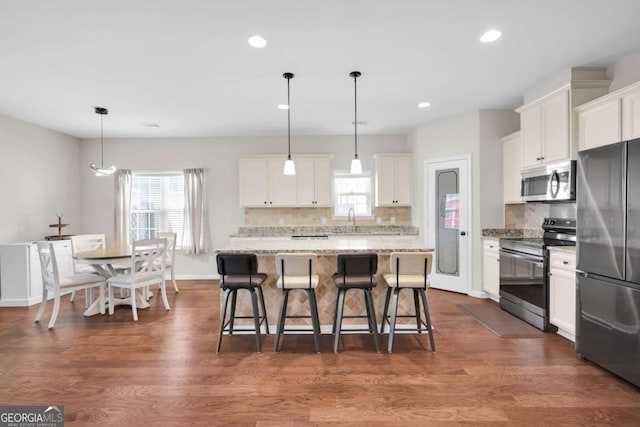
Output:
426,157,470,294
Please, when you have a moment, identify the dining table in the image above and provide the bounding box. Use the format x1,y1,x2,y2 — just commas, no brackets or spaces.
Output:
74,247,150,317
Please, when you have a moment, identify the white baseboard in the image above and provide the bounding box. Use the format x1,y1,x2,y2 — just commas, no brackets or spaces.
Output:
468,290,488,299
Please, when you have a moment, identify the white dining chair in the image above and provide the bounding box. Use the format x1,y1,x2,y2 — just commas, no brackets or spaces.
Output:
69,234,106,305
158,232,179,292
34,241,106,329
107,238,170,321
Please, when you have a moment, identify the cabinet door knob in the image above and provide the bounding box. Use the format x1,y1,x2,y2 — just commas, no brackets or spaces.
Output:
264,201,267,204
563,261,569,265
269,201,273,204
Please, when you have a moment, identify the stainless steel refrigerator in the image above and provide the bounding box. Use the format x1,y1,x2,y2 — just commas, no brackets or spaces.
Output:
576,138,640,388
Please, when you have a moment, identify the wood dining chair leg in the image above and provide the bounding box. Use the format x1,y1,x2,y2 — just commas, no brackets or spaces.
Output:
99,285,106,315
171,270,179,293
48,292,62,329
130,288,139,321
160,280,170,311
34,288,48,323
108,285,115,315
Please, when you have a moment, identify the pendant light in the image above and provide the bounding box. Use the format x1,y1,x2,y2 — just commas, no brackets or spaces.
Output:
89,107,117,176
282,72,296,175
349,71,362,175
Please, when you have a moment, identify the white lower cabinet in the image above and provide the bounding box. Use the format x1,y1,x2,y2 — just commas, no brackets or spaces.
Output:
0,240,74,307
549,250,577,342
482,238,500,302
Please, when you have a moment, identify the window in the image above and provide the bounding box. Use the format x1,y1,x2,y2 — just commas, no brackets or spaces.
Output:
334,171,372,217
130,172,184,247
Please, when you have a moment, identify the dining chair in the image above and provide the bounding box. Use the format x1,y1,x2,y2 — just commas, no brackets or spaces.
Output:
158,232,179,292
34,241,106,329
107,238,170,321
69,234,106,305
380,252,435,353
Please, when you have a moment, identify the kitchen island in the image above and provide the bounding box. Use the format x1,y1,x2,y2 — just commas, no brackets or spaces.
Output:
214,236,433,332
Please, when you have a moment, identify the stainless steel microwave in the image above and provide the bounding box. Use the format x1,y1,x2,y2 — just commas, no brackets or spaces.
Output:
520,160,576,202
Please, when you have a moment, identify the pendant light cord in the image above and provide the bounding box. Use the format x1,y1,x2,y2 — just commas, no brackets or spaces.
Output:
353,73,358,159
100,113,104,168
287,76,291,160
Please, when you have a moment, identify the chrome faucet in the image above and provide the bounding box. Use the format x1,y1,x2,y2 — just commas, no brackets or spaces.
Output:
348,207,356,231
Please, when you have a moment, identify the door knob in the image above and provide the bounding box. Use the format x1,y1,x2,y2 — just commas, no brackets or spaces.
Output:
460,231,467,236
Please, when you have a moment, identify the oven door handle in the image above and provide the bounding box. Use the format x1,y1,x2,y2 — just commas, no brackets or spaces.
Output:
499,248,544,265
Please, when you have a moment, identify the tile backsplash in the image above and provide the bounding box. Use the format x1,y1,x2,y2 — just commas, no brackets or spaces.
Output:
244,207,412,226
505,202,576,229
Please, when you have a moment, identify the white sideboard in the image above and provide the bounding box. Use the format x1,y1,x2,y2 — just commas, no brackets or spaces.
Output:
0,241,73,307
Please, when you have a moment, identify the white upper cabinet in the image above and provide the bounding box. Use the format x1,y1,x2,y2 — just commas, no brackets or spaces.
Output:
578,97,621,150
502,131,522,204
296,155,333,206
519,88,570,168
576,81,640,151
373,154,413,206
239,158,269,207
516,69,611,170
267,158,297,206
239,157,296,207
622,82,640,140
240,155,332,207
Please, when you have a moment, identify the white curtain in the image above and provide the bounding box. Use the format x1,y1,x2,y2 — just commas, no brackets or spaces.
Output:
114,169,132,247
183,168,210,254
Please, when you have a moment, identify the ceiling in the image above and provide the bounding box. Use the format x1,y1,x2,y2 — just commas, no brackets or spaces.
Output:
1,0,640,139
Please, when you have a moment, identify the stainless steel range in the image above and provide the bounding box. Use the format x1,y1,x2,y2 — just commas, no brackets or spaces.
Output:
499,218,576,331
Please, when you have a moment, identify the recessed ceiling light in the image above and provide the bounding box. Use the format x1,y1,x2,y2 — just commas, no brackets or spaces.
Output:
418,102,431,108
140,122,160,128
480,29,502,43
277,104,289,110
248,35,267,48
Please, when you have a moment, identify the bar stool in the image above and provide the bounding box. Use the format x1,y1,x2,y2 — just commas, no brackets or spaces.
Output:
380,252,435,353
332,253,381,353
216,253,269,353
273,253,321,353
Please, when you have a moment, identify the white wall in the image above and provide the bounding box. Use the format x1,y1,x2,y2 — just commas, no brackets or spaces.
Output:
79,134,408,277
0,114,81,242
607,50,640,92
408,110,518,296
479,110,520,228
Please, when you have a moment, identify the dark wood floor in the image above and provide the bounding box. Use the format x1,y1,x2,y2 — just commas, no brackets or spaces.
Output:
1,280,639,426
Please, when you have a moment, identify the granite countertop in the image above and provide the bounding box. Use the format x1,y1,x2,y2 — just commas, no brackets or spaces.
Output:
481,228,543,238
548,246,577,254
232,225,419,237
215,236,432,254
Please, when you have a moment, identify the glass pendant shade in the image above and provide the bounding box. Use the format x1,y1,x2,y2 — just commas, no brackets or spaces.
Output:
283,157,296,175
89,107,116,176
350,157,362,175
